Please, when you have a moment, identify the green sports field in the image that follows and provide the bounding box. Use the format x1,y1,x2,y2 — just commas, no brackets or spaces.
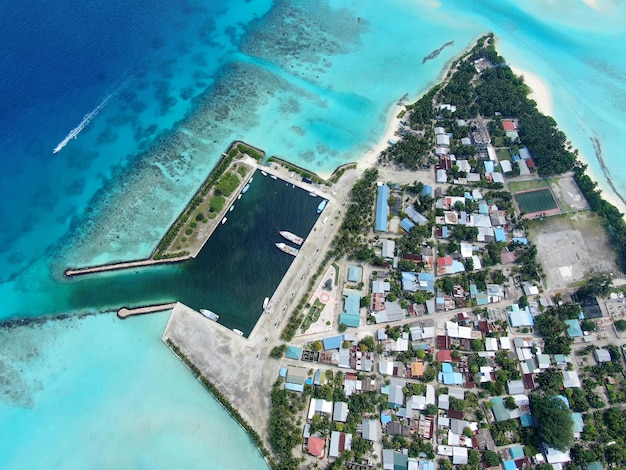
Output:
514,188,559,214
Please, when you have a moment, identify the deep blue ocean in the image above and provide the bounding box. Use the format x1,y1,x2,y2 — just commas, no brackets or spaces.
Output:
1,0,626,467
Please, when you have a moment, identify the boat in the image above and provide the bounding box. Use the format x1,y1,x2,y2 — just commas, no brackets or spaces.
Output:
263,297,270,309
249,177,253,183
309,192,317,197
200,309,219,321
242,183,250,194
270,175,278,180
261,170,268,176
237,194,242,200
233,329,244,336
275,242,299,256
279,230,304,246
221,217,228,224
317,199,328,214
229,205,234,212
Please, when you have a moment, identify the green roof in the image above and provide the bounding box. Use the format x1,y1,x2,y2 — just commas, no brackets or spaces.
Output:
339,312,360,328
286,346,302,360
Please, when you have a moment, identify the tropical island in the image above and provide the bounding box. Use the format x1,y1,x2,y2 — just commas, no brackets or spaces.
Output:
85,34,626,469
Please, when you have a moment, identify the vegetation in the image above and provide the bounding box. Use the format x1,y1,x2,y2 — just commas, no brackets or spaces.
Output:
529,393,573,452
269,381,306,469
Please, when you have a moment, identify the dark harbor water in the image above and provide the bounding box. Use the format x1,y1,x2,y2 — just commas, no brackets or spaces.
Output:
65,173,322,335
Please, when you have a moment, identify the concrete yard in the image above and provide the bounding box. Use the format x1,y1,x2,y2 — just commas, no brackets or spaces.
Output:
529,211,619,289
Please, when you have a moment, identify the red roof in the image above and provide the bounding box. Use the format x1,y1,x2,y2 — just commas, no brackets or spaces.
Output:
437,349,453,362
525,158,535,168
437,255,453,266
500,251,517,264
308,437,325,459
502,120,516,131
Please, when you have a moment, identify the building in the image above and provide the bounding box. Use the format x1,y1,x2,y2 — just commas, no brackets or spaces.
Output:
375,183,390,232
329,431,352,459
307,436,326,459
362,418,378,441
594,348,612,363
381,239,395,259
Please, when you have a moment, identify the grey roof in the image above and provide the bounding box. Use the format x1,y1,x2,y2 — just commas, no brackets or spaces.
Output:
333,401,349,422
507,379,525,395
362,419,378,441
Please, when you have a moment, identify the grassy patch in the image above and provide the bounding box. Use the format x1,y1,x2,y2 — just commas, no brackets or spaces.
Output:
508,179,550,193
497,148,512,161
215,172,240,197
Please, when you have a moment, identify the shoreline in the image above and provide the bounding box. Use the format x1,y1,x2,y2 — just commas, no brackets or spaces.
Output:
509,65,553,117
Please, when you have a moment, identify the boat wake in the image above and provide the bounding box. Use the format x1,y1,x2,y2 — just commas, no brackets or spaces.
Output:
52,82,125,154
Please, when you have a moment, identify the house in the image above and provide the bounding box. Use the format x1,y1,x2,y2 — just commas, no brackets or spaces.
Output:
507,380,525,395
508,304,534,328
563,370,581,388
375,183,390,232
308,436,326,459
333,401,349,422
406,206,429,226
347,265,362,283
308,398,333,419
401,218,416,233
381,239,395,259
594,348,611,363
362,418,378,441
340,294,361,328
502,120,517,131
285,365,307,392
329,431,352,459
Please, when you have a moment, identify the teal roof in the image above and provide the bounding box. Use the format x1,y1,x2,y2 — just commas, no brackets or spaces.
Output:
286,346,302,360
520,414,533,427
339,312,360,328
572,412,584,433
503,460,517,470
348,265,362,282
510,445,524,459
586,463,604,470
344,294,361,316
565,319,583,337
491,398,512,422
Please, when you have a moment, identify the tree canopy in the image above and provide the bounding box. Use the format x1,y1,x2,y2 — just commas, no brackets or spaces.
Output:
529,394,574,452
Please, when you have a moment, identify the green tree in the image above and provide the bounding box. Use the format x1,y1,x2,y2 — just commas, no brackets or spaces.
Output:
615,319,626,332
529,394,574,452
482,450,502,467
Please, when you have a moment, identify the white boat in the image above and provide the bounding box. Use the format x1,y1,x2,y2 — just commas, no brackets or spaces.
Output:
229,205,234,212
233,329,244,336
263,297,270,309
275,242,299,256
221,217,228,224
249,177,253,183
309,192,317,197
270,175,278,180
261,170,267,176
237,194,242,200
242,183,250,194
279,230,304,246
200,309,219,321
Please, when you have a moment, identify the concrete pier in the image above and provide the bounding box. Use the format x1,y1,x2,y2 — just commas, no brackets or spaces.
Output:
117,303,177,319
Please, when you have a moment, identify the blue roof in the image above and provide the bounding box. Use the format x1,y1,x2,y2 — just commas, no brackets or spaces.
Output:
556,395,570,408
565,319,583,337
469,284,478,295
519,147,532,160
494,228,506,242
400,218,415,233
479,203,489,214
503,460,517,470
305,377,313,385
442,363,453,373
339,312,361,328
381,412,393,424
421,185,433,197
440,371,463,385
419,461,435,470
285,383,304,392
375,183,390,232
484,161,495,173
344,294,361,316
286,346,302,360
323,335,343,350
520,414,533,427
279,367,287,377
418,272,435,292
348,265,362,282
406,206,428,225
512,237,528,245
441,226,449,238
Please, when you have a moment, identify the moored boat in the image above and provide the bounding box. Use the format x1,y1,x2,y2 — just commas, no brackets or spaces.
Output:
261,170,268,176
242,183,250,194
221,217,228,224
233,329,244,336
317,199,328,214
275,242,299,256
229,205,234,212
200,309,219,321
263,297,270,309
279,230,304,246
309,192,317,197
270,175,278,180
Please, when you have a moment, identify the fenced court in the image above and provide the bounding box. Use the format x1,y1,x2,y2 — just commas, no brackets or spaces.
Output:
514,188,561,218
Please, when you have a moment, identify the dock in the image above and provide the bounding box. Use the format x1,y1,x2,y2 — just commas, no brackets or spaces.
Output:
117,303,177,319
64,256,189,278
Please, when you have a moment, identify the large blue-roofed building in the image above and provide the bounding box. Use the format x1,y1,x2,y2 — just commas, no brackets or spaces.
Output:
375,183,390,232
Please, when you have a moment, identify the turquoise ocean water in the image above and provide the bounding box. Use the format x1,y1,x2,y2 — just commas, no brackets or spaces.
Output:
1,1,626,467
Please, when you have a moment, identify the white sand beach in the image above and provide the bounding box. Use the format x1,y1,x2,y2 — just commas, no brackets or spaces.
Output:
509,65,553,117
